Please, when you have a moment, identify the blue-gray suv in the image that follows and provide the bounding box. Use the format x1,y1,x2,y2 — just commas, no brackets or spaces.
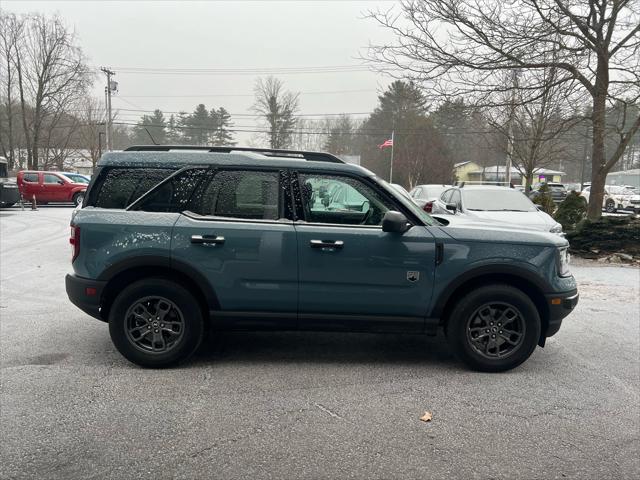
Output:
66,146,578,371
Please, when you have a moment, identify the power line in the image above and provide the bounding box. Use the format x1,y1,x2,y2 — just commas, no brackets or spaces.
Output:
118,88,376,98
107,64,389,76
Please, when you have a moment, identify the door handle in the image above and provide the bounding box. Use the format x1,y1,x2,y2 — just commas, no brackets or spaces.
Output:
310,240,344,249
191,234,225,245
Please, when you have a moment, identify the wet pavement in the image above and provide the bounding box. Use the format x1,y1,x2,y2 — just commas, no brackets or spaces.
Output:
1,206,639,479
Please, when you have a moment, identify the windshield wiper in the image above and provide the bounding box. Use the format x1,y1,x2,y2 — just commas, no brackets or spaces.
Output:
487,209,528,212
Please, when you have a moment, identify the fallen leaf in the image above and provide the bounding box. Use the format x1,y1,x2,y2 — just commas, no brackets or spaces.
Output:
420,411,432,422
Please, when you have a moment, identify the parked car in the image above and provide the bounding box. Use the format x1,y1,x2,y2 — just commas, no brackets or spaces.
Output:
409,184,448,213
432,185,564,234
62,172,91,184
580,185,640,213
66,145,578,372
529,182,568,204
17,170,88,206
0,156,20,208
390,183,412,200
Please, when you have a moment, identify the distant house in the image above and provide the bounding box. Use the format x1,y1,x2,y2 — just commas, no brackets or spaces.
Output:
468,165,565,185
453,161,481,182
607,169,640,189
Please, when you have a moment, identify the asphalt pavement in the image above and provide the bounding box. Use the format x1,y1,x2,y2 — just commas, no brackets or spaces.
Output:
1,206,639,479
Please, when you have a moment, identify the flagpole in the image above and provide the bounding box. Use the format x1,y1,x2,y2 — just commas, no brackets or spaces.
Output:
389,130,395,183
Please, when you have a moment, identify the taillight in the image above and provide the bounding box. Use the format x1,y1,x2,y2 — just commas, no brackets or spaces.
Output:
70,225,80,262
423,201,433,213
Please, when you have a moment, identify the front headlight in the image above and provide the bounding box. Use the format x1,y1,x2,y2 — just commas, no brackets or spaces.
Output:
550,223,563,234
557,247,571,277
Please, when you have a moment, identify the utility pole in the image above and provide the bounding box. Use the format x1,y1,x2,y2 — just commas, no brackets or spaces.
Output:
100,67,116,151
505,69,519,186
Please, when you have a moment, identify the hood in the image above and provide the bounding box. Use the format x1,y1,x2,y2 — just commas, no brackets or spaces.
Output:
432,213,567,248
464,210,557,231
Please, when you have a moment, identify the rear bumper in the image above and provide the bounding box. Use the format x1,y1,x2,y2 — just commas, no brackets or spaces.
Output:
65,274,107,322
544,289,579,337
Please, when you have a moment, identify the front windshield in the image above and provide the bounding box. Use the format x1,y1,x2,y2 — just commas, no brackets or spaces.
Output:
378,178,435,225
463,189,537,212
419,186,446,199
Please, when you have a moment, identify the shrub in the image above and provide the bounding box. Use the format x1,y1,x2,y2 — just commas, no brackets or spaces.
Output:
567,216,640,255
554,191,587,231
532,184,555,214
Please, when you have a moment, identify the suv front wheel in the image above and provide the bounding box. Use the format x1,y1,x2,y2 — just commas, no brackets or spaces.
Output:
446,284,541,372
109,278,204,368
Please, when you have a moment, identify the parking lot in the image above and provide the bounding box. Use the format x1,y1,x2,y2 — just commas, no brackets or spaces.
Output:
1,206,639,479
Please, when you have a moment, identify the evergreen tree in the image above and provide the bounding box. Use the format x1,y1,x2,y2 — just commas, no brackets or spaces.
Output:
132,109,167,145
210,107,235,146
359,81,451,187
182,104,212,145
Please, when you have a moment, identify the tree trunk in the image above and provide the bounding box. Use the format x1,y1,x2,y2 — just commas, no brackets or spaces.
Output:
587,54,610,221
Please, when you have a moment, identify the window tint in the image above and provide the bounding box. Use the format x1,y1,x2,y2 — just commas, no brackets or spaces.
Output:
43,173,62,184
23,173,39,183
91,168,174,209
197,170,280,220
298,173,395,226
134,168,206,213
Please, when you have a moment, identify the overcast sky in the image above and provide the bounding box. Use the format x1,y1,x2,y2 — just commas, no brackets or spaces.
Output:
3,0,399,142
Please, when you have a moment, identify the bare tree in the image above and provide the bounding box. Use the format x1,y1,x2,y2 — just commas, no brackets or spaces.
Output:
487,68,580,189
252,76,299,149
7,13,92,169
0,13,24,169
76,98,106,172
367,0,640,219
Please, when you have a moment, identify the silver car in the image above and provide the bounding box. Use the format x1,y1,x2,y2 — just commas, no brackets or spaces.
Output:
432,185,564,234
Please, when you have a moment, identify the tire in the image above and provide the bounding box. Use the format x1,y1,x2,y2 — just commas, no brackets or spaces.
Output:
72,192,84,207
605,199,616,213
445,284,541,372
108,278,204,368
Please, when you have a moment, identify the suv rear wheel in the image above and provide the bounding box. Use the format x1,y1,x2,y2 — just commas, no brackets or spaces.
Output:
446,284,541,372
72,192,84,207
108,278,204,368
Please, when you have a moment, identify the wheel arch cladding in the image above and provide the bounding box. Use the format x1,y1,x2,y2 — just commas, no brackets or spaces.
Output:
436,272,550,344
99,263,218,322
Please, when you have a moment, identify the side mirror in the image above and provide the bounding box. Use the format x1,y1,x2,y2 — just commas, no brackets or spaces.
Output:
58,180,65,185
382,210,410,234
445,203,458,214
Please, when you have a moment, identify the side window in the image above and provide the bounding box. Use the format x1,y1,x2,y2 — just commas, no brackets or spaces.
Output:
89,168,174,209
196,169,281,220
441,189,453,203
23,173,39,183
411,187,422,198
43,174,61,184
298,173,395,226
450,190,461,207
133,168,207,213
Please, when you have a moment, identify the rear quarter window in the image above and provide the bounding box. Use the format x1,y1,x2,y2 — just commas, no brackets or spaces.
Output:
86,167,175,209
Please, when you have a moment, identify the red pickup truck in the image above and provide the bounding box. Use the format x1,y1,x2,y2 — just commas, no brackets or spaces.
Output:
17,171,89,206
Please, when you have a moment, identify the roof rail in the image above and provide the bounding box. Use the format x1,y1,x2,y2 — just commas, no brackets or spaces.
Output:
124,145,344,163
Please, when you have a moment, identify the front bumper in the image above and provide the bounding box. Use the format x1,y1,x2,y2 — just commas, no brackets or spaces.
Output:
544,289,579,337
65,274,107,322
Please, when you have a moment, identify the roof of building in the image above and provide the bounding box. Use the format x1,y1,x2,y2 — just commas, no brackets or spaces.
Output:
471,165,566,175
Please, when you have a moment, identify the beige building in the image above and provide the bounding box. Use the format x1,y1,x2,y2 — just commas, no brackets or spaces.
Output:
453,161,481,182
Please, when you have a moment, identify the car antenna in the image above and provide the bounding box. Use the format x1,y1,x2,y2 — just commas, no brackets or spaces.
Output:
144,127,159,145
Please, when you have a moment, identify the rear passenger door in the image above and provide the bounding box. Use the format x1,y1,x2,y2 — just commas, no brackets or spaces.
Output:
170,168,298,328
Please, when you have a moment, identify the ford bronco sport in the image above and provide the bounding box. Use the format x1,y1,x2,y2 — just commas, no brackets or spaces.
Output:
66,146,578,372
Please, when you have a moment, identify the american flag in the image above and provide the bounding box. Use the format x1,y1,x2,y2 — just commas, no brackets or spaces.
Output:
378,139,393,149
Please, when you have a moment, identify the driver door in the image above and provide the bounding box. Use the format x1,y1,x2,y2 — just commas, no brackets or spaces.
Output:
294,172,436,332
